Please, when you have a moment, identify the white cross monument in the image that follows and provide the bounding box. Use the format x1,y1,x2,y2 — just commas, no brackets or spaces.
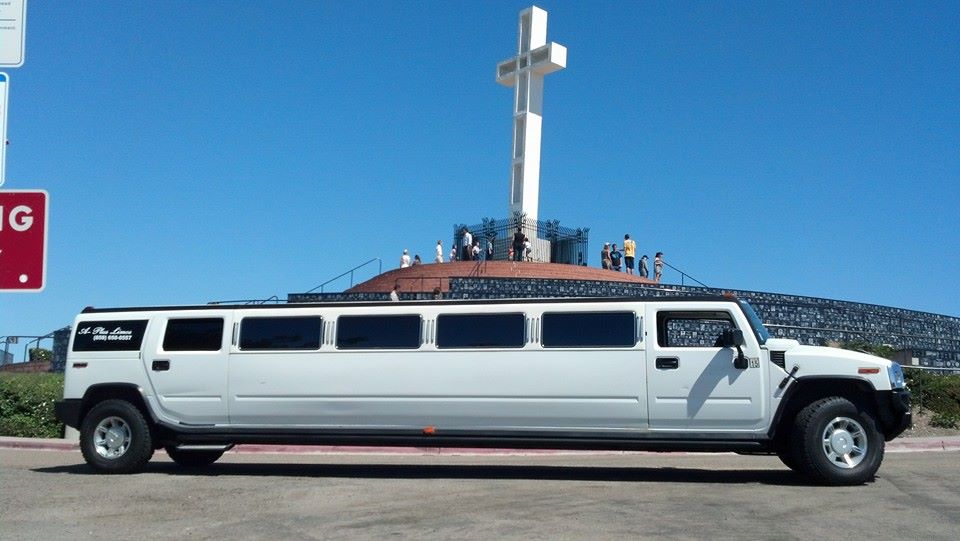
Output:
496,5,566,224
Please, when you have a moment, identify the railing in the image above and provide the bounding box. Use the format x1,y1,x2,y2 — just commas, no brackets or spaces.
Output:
207,296,284,305
1,334,53,366
662,260,708,287
467,256,487,278
305,258,383,294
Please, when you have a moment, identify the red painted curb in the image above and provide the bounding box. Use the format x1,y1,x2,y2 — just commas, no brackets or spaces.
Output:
1,439,78,451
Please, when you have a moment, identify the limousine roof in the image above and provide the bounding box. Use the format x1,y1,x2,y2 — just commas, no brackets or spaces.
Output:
80,295,741,314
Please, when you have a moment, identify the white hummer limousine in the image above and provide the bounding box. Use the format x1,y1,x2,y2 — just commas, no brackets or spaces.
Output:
55,295,911,485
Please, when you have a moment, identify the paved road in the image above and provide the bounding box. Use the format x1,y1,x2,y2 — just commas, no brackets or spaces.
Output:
1,449,958,540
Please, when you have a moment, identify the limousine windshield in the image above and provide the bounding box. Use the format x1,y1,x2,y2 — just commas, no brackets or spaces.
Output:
739,300,770,344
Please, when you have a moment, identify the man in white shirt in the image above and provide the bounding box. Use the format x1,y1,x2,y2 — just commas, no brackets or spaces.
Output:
461,228,473,261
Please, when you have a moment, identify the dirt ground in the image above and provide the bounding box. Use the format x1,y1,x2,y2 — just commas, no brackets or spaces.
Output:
902,408,960,438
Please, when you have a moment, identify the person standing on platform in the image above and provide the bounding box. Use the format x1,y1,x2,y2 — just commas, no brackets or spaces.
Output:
639,254,649,278
461,228,473,261
471,239,481,261
654,252,664,282
486,237,494,260
512,227,525,262
601,243,612,270
435,240,444,263
400,249,411,268
610,244,623,272
450,247,457,262
623,234,636,275
524,237,532,261
412,255,422,266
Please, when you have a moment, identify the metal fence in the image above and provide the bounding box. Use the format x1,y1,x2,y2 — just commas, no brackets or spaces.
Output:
454,213,589,265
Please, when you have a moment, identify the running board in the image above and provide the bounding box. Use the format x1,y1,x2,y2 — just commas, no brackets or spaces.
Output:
173,444,235,452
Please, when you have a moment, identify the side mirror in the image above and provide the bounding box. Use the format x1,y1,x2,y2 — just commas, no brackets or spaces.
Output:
720,328,749,370
730,329,745,347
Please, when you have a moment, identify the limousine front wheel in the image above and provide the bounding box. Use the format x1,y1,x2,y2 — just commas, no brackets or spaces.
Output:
791,396,884,486
80,399,154,474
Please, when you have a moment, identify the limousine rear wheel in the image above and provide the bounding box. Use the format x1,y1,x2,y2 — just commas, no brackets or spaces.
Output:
80,399,154,474
165,446,224,468
791,396,884,486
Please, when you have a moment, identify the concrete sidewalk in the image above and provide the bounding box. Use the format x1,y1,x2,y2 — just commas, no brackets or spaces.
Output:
2,435,958,455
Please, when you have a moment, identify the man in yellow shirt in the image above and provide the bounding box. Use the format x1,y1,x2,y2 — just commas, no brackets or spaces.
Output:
623,234,636,275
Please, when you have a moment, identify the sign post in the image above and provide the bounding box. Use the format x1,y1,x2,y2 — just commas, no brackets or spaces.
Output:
0,189,47,291
0,72,7,186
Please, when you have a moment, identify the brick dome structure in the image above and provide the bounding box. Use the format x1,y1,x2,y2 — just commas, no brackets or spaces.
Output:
345,261,656,295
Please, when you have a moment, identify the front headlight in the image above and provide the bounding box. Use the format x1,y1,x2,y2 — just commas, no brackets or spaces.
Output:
887,362,905,389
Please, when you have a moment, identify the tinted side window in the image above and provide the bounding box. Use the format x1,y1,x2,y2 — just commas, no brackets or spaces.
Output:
436,313,525,349
542,312,636,348
240,316,323,350
73,320,148,352
337,315,421,349
163,318,224,352
657,311,735,347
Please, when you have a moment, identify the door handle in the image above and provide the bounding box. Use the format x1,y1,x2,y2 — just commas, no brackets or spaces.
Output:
152,359,170,371
656,357,679,370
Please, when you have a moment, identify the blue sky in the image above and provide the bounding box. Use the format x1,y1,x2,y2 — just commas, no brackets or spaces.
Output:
1,1,958,344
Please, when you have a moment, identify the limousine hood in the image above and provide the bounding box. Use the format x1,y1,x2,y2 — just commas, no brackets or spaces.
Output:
770,341,904,391
766,338,893,368
764,338,801,350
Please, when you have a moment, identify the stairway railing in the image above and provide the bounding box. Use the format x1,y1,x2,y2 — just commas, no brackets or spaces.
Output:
305,258,383,294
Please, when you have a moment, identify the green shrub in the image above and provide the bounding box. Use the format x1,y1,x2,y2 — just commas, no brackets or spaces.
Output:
931,413,960,429
0,373,64,438
905,369,960,418
28,348,53,363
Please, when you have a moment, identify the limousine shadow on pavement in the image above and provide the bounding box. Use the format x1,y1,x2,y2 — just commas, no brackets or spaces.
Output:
11,435,959,487
30,460,815,486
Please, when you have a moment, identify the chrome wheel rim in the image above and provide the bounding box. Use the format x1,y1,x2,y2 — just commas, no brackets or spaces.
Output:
821,416,867,469
93,416,132,459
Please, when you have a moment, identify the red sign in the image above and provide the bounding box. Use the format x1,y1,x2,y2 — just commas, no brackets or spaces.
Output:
0,190,48,291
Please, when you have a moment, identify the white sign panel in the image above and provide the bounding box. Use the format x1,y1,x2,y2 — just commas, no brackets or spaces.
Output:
0,72,6,186
0,0,26,67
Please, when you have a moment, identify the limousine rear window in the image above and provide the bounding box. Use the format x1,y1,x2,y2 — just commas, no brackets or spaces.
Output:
541,312,636,348
436,313,525,349
337,315,421,350
240,316,323,350
72,320,148,352
162,318,225,352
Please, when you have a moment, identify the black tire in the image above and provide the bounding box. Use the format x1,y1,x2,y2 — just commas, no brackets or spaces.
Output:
791,397,884,485
164,446,224,468
774,439,800,473
79,399,154,474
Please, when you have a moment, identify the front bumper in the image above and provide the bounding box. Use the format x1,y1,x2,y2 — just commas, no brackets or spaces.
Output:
54,399,82,429
876,389,912,441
